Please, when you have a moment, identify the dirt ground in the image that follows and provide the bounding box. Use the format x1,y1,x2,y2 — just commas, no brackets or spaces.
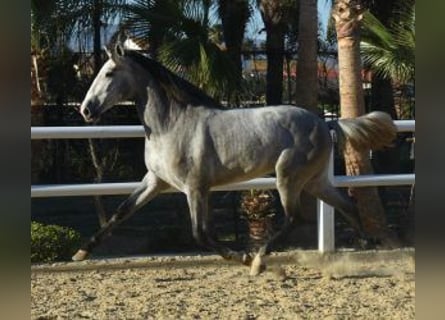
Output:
31,249,414,320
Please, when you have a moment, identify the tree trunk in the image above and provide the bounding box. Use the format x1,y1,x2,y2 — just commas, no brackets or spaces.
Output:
218,0,250,105
88,139,108,227
333,0,394,242
370,75,400,174
295,0,319,114
88,138,122,228
93,0,103,75
370,75,396,118
264,24,285,105
31,53,45,184
294,0,319,222
258,0,287,105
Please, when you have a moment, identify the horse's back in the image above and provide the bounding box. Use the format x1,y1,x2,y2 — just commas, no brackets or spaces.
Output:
209,105,329,153
206,105,331,185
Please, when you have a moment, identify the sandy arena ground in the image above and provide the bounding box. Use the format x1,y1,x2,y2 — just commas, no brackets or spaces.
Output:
31,249,414,319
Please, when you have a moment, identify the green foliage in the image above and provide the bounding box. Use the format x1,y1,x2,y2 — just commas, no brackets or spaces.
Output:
122,0,238,101
31,221,81,263
361,2,415,84
32,0,126,52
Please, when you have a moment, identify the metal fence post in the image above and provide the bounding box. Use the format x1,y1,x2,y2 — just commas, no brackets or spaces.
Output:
317,138,335,253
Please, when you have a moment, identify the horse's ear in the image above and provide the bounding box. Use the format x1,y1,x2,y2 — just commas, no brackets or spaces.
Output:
111,41,126,63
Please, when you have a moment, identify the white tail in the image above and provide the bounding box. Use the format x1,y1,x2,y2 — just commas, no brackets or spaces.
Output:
333,111,397,151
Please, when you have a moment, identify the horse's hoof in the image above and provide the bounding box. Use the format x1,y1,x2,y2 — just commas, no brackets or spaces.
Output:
249,253,266,276
72,249,89,261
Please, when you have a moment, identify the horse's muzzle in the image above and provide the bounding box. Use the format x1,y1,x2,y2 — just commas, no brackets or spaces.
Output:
80,102,100,123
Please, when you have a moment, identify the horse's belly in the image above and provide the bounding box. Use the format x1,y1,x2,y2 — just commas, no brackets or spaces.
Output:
211,166,274,187
210,151,277,186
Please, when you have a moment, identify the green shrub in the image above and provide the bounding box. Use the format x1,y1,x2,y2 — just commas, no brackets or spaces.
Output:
31,221,81,263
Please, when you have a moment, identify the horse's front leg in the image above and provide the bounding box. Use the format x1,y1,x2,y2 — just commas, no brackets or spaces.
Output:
186,188,252,266
72,172,168,261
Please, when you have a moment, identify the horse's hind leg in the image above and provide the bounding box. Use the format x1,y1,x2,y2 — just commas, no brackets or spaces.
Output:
304,175,364,237
72,172,168,261
307,177,401,248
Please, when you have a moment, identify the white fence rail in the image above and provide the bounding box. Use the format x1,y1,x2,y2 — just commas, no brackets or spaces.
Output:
31,120,415,252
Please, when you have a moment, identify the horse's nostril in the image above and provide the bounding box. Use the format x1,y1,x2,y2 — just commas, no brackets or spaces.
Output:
83,107,91,117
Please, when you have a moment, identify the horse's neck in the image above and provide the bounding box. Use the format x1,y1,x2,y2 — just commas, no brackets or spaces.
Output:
135,85,184,135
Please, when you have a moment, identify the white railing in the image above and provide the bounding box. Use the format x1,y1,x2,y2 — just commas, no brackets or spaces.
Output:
31,120,415,252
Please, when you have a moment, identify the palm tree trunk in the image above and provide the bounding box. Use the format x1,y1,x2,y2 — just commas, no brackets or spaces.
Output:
93,0,103,75
295,0,319,114
258,0,287,105
370,75,400,174
218,0,250,104
294,0,319,222
333,0,394,241
264,24,285,105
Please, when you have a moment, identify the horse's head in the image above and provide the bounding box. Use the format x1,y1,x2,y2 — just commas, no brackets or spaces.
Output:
80,42,133,123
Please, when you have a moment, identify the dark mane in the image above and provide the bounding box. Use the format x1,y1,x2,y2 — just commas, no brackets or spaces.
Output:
125,50,224,109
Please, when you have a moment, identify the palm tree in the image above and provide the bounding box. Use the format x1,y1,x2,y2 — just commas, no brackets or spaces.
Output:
257,0,293,105
122,0,237,100
332,0,395,243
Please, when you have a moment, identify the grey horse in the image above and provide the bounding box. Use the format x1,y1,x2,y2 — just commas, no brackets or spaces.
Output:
73,40,396,275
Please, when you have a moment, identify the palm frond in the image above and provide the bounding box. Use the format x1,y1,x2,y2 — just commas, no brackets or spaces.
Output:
123,0,237,100
361,2,415,84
